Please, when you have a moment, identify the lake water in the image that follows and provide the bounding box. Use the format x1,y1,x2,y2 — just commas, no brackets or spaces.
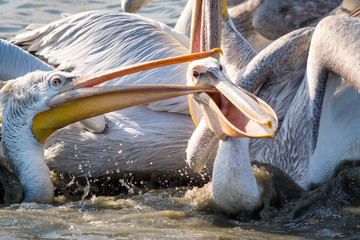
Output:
0,0,187,39
1,0,360,239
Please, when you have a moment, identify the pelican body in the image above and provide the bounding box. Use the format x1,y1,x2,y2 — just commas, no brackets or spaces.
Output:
10,11,203,182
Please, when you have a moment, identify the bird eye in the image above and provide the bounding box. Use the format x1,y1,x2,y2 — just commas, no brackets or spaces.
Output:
49,74,66,90
52,78,62,86
193,70,200,78
219,65,223,71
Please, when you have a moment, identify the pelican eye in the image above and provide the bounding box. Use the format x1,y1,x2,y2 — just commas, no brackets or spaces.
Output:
193,70,200,78
49,74,66,90
219,65,223,71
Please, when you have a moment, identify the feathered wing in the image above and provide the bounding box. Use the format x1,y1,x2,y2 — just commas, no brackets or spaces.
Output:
12,10,192,114
0,39,53,80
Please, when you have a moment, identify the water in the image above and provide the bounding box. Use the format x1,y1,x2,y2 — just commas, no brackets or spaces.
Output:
0,0,187,39
2,0,360,239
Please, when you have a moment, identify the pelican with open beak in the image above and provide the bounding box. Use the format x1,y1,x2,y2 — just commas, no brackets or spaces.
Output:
185,0,277,171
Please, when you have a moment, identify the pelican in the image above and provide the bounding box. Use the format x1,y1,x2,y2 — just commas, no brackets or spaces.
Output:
0,39,225,203
187,0,360,215
10,10,211,185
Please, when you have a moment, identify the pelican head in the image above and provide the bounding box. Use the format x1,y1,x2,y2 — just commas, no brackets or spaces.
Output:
187,57,277,140
0,49,220,203
0,71,84,203
185,56,278,174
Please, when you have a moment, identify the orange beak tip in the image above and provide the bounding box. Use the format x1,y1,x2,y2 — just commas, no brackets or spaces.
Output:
214,48,223,55
266,121,272,130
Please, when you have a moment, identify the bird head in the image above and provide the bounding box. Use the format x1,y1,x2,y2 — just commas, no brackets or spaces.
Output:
187,58,277,141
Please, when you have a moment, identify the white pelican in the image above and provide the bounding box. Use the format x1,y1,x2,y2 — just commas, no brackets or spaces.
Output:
187,0,360,215
0,38,225,203
10,10,211,185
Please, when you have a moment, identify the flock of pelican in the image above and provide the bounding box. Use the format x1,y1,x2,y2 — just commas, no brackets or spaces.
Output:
0,0,360,216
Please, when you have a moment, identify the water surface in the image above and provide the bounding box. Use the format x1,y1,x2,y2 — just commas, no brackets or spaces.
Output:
0,0,187,38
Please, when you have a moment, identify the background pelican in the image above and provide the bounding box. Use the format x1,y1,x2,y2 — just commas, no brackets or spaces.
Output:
122,0,153,13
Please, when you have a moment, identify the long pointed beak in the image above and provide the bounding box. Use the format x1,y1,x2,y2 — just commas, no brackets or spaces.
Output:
33,85,217,143
32,49,221,143
190,0,224,56
201,0,223,54
190,0,203,54
349,7,360,17
189,66,278,140
69,48,222,89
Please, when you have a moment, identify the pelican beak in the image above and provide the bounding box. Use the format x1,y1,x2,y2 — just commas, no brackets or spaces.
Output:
66,49,222,89
190,0,203,54
187,0,276,140
32,49,221,143
349,7,360,17
190,0,225,54
188,62,278,140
